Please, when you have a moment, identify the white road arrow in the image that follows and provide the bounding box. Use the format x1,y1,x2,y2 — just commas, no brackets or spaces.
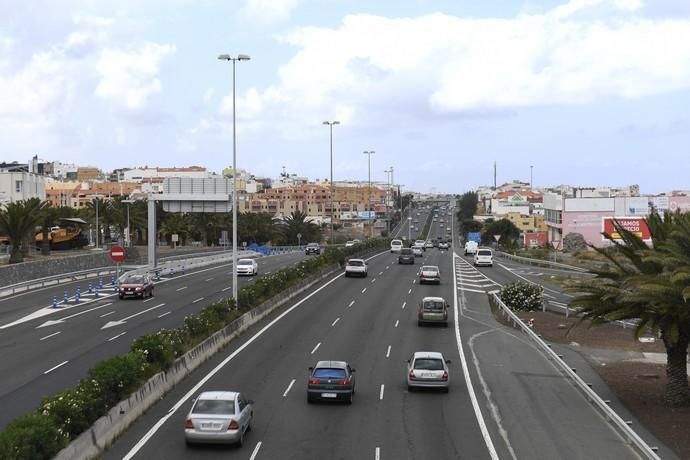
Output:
37,303,114,329
101,303,166,329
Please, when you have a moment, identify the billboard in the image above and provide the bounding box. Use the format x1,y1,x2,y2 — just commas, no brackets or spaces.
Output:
602,217,651,242
467,232,482,243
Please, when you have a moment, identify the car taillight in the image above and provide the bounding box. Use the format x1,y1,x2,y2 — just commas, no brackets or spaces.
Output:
442,370,448,381
418,309,423,319
338,378,349,385
185,419,193,429
409,369,415,379
308,378,320,385
228,420,239,430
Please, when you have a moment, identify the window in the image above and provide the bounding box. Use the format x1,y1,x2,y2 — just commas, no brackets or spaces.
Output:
413,358,444,370
192,399,235,414
313,368,347,379
15,180,22,193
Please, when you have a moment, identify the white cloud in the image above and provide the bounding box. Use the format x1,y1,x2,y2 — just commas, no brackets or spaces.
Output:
223,0,690,136
95,42,176,111
241,0,302,24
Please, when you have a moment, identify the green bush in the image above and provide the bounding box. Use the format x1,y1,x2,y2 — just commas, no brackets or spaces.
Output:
0,413,69,460
131,333,175,373
499,281,544,311
86,352,151,408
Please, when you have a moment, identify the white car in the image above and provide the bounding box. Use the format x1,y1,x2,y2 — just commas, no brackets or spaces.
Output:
407,351,450,392
185,391,254,445
412,247,424,257
438,241,449,250
474,248,493,267
236,258,258,276
464,241,478,256
390,239,403,253
345,258,368,277
345,240,356,247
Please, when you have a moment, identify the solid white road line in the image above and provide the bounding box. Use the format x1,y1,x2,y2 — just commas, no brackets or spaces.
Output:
386,265,390,269
40,331,61,341
394,320,399,328
100,311,115,318
250,441,263,460
348,300,355,308
107,331,127,342
205,278,214,282
452,254,499,459
44,360,69,374
192,297,204,303
386,345,391,358
362,288,367,294
459,287,487,294
176,286,187,291
310,342,321,354
142,297,155,303
375,447,380,460
401,302,406,309
379,384,385,400
158,311,171,318
283,379,296,397
331,317,340,327
222,286,232,292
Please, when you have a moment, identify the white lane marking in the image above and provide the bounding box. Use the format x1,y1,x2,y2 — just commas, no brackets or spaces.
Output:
375,447,380,460
331,317,340,327
192,297,204,304
121,251,391,460
379,384,385,400
386,345,391,358
402,302,406,309
394,320,399,328
348,300,355,308
371,278,376,283
498,263,567,295
413,279,416,284
386,265,390,269
362,288,367,294
143,297,155,303
222,286,232,292
452,253,499,459
158,311,171,318
205,278,214,282
37,302,115,328
408,288,412,294
250,441,263,460
310,342,321,354
459,287,486,294
176,286,187,291
379,271,383,275
40,331,61,341
107,331,127,342
44,360,69,374
282,379,296,397
100,311,115,318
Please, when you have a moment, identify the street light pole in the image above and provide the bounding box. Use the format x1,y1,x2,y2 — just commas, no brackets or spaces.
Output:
530,165,534,189
122,199,135,248
383,168,391,235
363,150,375,238
87,194,104,249
323,121,340,245
219,53,250,305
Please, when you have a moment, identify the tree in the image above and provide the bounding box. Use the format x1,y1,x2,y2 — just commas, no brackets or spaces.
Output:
0,198,43,263
84,198,116,246
159,213,191,246
565,212,690,406
238,213,277,245
276,210,320,245
481,218,520,248
457,191,478,221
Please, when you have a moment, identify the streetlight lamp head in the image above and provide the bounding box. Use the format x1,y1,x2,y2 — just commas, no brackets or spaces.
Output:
218,54,230,60
333,121,340,125
322,121,330,125
238,54,251,61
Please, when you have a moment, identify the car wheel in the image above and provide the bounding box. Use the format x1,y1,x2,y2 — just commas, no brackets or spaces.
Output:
307,394,314,404
418,321,423,327
407,385,415,392
237,424,244,447
346,391,353,405
441,387,449,393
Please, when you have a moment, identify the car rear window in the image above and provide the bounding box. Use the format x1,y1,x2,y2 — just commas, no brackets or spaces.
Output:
313,368,347,379
238,259,253,264
348,260,364,267
477,250,492,256
307,243,319,247
400,249,412,255
422,267,438,274
192,399,235,415
413,358,444,371
423,300,445,311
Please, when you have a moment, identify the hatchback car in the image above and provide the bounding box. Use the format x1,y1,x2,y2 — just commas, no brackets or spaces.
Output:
474,248,494,267
184,391,254,445
424,241,434,249
407,352,450,392
236,258,258,276
307,361,356,404
345,240,355,247
390,239,403,253
438,241,449,250
345,258,368,277
398,248,415,264
418,296,449,326
118,274,153,299
305,242,321,255
412,246,423,257
419,265,441,285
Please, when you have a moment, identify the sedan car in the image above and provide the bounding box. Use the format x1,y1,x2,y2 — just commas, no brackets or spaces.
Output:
305,242,321,255
412,246,424,257
424,241,434,249
185,391,254,446
118,274,153,299
438,241,449,250
345,258,368,277
398,248,415,264
407,351,450,392
307,361,356,404
345,240,355,248
236,258,258,276
418,296,449,326
419,265,441,285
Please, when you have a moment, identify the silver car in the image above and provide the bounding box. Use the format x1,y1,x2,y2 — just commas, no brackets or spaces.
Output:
419,265,441,285
345,258,368,277
407,351,450,392
184,391,254,446
418,296,449,326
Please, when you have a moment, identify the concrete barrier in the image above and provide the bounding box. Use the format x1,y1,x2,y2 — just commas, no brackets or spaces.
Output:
54,263,341,460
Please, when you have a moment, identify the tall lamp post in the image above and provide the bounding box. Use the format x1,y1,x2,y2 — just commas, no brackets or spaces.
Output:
384,168,392,235
218,53,251,305
363,150,375,238
86,194,104,249
323,121,340,245
122,199,135,248
530,165,534,189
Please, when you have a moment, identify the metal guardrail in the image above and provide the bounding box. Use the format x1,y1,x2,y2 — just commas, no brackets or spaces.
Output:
0,266,131,298
491,293,661,459
497,251,589,272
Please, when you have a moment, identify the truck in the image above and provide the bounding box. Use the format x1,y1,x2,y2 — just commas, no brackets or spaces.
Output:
464,240,478,256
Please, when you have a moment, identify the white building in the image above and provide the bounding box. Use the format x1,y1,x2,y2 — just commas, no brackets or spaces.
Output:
0,171,46,205
121,166,210,183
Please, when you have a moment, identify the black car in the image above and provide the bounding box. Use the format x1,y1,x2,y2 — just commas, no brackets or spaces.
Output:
307,361,356,404
305,242,321,255
398,248,415,264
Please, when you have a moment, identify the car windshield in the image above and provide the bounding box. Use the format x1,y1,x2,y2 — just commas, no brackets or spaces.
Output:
422,267,438,274
238,259,253,265
423,300,445,311
192,398,235,415
307,243,318,247
123,275,143,284
348,260,364,267
313,368,347,379
400,249,412,255
414,358,444,371
477,250,492,256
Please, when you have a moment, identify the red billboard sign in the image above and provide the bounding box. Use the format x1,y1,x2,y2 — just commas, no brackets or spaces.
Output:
602,217,651,242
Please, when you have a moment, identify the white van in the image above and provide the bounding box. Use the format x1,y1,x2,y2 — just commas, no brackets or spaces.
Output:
474,248,493,267
390,239,404,253
464,240,478,256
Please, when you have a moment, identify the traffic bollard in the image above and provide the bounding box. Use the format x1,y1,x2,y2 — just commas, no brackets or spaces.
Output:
88,282,93,293
52,296,58,308
111,275,116,286
75,292,80,304
95,287,100,298
156,270,160,281
63,291,69,305
181,265,185,275
171,268,175,277
99,279,104,289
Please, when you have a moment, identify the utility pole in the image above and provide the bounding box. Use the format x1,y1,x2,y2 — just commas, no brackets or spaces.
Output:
363,150,375,238
323,121,340,245
384,168,392,236
530,165,534,189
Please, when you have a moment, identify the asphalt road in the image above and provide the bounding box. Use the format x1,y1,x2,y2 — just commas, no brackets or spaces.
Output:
0,250,308,428
103,208,652,460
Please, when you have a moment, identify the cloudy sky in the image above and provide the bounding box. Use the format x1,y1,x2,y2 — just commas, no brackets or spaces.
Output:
2,0,689,194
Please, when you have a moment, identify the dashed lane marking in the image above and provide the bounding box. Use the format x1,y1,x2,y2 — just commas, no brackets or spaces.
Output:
386,345,391,358
379,384,385,400
107,331,127,342
402,302,406,309
310,342,321,354
362,288,367,294
283,379,296,397
348,300,355,308
331,317,340,327
158,311,171,318
250,441,263,460
192,297,204,303
44,360,69,374
394,320,399,328
40,331,61,341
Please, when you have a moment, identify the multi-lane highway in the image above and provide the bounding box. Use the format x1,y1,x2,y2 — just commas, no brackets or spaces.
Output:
101,207,669,460
0,250,309,428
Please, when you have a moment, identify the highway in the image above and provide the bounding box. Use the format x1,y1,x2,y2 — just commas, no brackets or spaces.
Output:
0,250,308,428
102,205,660,460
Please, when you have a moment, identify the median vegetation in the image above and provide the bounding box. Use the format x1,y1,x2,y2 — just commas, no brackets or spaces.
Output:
0,238,389,460
498,281,544,311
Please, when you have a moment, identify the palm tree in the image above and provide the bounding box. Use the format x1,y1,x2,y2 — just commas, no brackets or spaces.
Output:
159,213,191,246
565,212,690,406
239,212,277,245
0,198,43,263
276,210,321,245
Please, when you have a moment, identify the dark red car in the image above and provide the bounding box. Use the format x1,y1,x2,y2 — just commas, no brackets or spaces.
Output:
118,274,154,299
